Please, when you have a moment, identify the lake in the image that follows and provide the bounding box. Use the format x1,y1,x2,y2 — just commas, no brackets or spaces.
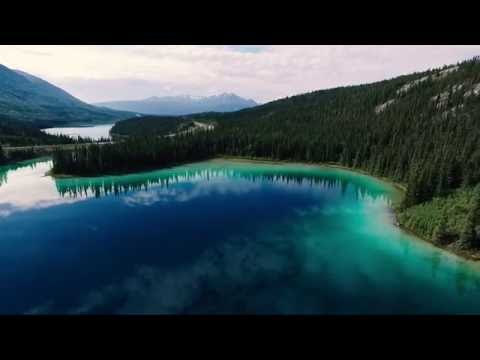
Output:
42,124,114,140
1,158,480,314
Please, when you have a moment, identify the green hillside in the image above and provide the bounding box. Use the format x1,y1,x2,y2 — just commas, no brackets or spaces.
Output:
0,64,134,128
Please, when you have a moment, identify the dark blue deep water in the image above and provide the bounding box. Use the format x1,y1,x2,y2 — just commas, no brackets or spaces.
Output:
1,158,480,314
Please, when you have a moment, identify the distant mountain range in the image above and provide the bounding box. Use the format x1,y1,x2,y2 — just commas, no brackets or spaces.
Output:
95,93,258,116
0,64,133,128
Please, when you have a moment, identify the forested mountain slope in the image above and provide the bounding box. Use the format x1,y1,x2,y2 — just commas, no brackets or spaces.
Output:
0,64,133,127
0,115,76,146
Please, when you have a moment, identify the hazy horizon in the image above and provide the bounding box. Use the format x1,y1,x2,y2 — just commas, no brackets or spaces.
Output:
1,45,480,104
94,92,258,105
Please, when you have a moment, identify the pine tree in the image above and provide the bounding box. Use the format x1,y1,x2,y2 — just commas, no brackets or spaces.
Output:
0,145,5,165
459,210,477,249
459,187,480,249
433,211,449,244
471,184,480,222
403,170,419,209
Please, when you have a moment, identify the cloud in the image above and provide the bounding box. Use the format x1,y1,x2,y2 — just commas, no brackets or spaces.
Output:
122,176,263,207
1,45,480,103
67,234,296,314
14,46,52,57
23,301,54,315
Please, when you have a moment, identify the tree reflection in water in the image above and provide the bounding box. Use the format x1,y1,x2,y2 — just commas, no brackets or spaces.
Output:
54,164,391,206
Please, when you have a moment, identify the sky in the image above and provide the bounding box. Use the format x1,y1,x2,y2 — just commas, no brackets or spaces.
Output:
1,45,480,104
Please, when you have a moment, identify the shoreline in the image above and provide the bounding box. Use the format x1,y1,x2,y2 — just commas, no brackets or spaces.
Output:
34,154,480,263
47,158,208,179
215,156,406,203
216,155,407,188
0,155,51,168
214,156,480,263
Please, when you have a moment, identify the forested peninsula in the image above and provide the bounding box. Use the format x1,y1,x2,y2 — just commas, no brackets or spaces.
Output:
50,57,480,259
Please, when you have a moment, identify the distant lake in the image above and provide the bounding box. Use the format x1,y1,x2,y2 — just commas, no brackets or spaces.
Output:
2,159,480,314
42,124,114,140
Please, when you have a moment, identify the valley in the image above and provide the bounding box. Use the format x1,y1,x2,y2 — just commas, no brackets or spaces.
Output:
1,47,480,315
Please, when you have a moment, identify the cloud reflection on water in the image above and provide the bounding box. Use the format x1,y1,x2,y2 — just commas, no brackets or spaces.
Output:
1,159,392,220
65,234,297,314
5,159,412,315
0,161,85,218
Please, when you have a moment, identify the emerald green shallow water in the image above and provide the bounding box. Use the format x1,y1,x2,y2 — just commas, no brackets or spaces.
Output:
1,158,480,314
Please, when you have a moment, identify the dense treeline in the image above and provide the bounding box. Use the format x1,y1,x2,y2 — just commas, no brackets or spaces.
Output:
0,146,37,165
0,115,81,147
52,134,217,175
399,185,480,251
0,145,5,164
111,116,194,137
53,57,480,250
0,112,111,165
0,142,40,165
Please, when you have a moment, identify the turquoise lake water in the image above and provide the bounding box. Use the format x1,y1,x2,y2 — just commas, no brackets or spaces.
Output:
1,158,480,314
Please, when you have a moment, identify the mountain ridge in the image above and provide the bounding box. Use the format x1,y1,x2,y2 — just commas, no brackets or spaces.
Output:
0,64,134,128
95,93,257,116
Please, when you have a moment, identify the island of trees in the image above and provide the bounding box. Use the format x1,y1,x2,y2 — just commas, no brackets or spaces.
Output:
48,56,480,258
